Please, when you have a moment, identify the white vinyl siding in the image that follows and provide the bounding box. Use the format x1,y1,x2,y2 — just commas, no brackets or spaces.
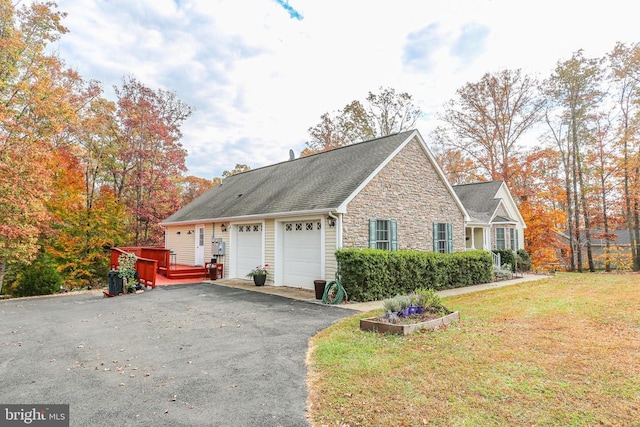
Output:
324,217,337,281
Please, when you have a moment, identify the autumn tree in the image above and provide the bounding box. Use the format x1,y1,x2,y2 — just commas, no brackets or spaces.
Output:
43,72,129,287
0,0,69,292
609,42,640,270
429,143,481,185
544,50,605,272
108,76,193,245
433,69,544,187
588,112,620,271
222,163,250,178
304,87,421,154
510,148,566,267
179,175,218,206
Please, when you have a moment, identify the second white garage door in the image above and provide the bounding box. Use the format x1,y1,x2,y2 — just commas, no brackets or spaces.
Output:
234,223,263,279
283,220,322,290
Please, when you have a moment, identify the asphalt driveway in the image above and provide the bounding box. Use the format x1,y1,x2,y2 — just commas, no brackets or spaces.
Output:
0,284,356,426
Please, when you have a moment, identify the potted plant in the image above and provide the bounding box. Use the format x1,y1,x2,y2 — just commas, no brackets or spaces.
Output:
117,252,138,294
246,264,268,286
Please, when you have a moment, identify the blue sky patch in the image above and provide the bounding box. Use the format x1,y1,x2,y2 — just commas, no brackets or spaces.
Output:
274,0,303,20
402,22,443,73
451,23,490,63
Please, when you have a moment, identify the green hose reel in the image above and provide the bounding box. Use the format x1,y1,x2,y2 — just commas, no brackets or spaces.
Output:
322,280,347,304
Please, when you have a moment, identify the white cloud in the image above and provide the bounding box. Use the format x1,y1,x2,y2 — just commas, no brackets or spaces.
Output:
51,0,640,178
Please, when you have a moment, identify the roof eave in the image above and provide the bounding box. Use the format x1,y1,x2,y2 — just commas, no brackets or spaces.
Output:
160,208,340,227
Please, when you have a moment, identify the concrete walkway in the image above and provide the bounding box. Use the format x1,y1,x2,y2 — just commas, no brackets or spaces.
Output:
209,273,552,313
343,273,551,312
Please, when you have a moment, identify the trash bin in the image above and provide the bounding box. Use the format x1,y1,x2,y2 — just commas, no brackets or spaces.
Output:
314,280,326,300
209,263,223,280
107,270,123,295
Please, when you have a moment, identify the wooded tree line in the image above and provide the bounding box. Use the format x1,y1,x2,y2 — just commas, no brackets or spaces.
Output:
305,47,640,273
0,1,209,293
433,45,640,273
4,2,639,295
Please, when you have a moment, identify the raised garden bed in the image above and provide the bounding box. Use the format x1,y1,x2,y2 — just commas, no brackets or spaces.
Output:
360,311,460,335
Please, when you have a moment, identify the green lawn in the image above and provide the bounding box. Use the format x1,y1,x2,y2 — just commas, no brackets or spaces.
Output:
307,273,640,426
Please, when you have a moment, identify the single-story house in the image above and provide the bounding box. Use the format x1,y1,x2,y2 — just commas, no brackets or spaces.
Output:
556,229,634,269
160,130,525,290
452,181,526,252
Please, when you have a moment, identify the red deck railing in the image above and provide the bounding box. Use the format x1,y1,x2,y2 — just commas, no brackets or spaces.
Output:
110,247,169,289
110,246,210,285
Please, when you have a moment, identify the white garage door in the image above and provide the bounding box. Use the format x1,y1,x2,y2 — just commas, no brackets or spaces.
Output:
235,224,263,279
283,221,322,290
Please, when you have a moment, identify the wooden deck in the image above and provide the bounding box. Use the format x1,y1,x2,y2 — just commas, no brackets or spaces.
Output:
155,271,209,286
111,247,215,288
161,263,209,281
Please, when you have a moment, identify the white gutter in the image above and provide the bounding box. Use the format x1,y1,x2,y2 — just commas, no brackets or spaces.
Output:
160,208,341,227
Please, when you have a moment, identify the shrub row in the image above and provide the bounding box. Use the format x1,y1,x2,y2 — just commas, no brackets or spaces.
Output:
335,248,493,302
492,248,532,272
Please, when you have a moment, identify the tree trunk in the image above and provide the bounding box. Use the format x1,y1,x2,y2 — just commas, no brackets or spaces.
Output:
576,150,595,272
622,140,638,271
601,170,611,272
571,131,582,272
633,196,640,271
564,177,576,271
0,260,6,295
561,151,575,272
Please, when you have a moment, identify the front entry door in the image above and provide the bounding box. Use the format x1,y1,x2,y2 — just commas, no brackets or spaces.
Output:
195,224,205,266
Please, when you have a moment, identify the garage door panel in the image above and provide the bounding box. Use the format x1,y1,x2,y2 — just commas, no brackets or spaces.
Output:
235,224,262,278
283,221,321,289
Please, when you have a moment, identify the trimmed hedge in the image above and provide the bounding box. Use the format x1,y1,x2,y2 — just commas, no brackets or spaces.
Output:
335,248,493,302
492,248,532,273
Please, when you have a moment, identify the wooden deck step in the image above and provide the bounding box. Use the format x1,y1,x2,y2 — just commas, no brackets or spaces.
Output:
166,267,208,280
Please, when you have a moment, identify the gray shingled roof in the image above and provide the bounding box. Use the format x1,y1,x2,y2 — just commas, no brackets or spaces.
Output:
452,181,506,223
558,229,632,246
162,131,416,224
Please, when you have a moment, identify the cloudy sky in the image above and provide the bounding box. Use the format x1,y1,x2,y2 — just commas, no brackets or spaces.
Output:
51,0,640,179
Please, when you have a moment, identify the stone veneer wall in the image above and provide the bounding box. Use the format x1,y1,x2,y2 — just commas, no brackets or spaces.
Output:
342,137,466,251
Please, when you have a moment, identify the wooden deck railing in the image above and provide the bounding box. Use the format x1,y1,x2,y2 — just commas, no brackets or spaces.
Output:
110,247,166,289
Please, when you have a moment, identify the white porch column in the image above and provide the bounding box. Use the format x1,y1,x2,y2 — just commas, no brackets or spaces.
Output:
470,227,475,250
483,227,491,250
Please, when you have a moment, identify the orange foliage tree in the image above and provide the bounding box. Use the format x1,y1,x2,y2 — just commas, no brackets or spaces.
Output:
108,76,192,245
0,0,70,292
509,148,567,268
179,175,219,206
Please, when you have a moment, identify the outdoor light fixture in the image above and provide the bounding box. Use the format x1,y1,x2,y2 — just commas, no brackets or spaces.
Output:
221,224,227,232
327,217,336,227
187,230,193,235
176,231,181,235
